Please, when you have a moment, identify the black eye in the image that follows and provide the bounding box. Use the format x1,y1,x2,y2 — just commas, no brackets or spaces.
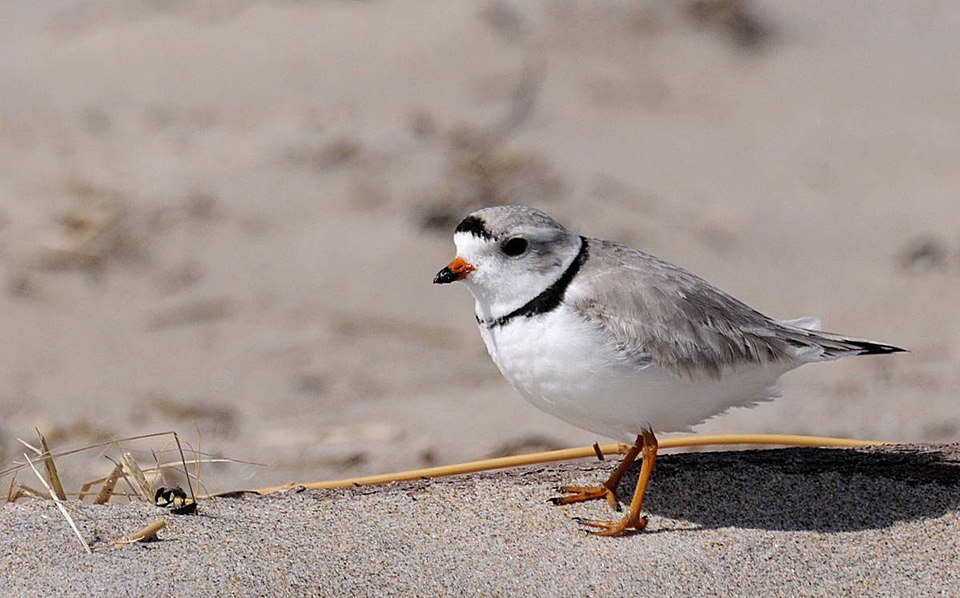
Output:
501,237,528,256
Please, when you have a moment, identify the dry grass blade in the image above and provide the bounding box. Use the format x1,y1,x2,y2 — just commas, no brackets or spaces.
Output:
254,433,891,495
77,479,96,502
12,484,49,500
172,432,196,504
24,454,91,555
92,461,124,505
130,519,166,543
102,519,167,549
38,431,67,501
119,453,153,502
1,430,259,485
153,456,257,472
256,443,634,493
190,424,202,499
16,437,41,455
5,472,17,503
1,431,178,479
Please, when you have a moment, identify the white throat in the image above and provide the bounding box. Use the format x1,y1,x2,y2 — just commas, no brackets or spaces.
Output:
454,233,583,326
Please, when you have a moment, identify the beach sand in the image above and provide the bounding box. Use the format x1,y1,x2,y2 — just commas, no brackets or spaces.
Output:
2,445,959,595
1,1,958,593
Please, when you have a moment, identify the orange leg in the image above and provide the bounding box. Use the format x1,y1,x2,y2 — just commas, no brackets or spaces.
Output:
560,428,659,536
551,436,643,511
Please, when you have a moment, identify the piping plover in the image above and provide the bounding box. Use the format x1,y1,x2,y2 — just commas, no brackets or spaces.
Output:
434,205,904,535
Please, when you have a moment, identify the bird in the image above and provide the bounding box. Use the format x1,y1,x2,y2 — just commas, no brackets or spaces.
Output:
433,205,905,536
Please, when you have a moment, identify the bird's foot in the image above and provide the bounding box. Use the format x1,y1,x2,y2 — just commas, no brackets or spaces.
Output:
550,484,620,511
574,512,648,537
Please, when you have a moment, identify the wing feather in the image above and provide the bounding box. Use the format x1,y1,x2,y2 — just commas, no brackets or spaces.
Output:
568,239,892,379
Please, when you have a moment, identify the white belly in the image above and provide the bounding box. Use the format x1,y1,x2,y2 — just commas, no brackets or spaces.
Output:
478,304,795,443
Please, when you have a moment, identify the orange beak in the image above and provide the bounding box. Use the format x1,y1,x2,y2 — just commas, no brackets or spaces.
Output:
433,257,475,284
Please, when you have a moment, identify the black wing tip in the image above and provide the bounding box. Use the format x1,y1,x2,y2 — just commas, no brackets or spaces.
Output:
852,341,908,356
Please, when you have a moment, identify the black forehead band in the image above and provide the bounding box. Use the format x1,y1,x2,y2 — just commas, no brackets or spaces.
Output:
455,215,492,239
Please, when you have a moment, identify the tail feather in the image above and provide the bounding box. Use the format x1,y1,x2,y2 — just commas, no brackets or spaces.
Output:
841,338,906,356
775,320,906,361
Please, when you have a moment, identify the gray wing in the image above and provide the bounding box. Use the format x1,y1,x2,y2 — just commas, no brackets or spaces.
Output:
569,238,899,379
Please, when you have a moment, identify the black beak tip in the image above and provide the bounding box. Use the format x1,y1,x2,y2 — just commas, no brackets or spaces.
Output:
433,267,456,285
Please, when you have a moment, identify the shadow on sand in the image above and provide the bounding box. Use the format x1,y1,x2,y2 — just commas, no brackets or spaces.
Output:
562,445,960,533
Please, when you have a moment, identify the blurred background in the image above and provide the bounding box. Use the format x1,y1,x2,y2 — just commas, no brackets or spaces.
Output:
0,0,957,493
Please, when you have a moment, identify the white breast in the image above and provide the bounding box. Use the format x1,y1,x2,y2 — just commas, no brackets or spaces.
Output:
477,304,796,442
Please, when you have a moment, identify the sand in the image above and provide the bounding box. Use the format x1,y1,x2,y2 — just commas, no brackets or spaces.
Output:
2,445,959,595
1,0,959,593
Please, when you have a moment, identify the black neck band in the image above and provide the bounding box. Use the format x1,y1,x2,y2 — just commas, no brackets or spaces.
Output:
479,236,589,328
